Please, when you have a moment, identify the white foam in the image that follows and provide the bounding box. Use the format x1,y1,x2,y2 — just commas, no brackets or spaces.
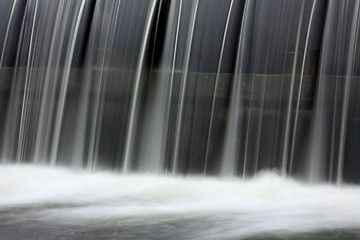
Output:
1,165,360,239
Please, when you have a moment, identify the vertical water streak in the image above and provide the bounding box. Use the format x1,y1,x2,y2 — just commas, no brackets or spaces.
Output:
50,0,87,165
33,0,66,163
163,0,182,171
242,1,300,176
220,0,250,177
203,0,234,175
336,0,360,185
307,3,332,182
17,0,48,162
169,0,183,123
29,1,58,163
243,3,273,176
35,0,76,164
86,2,114,169
138,0,169,173
289,0,317,175
92,0,122,169
246,3,279,175
252,39,272,173
329,6,346,181
171,0,199,174
281,1,306,176
87,0,122,169
0,0,30,163
123,0,158,172
149,0,163,72
0,0,18,68
308,0,353,182
71,1,103,168
16,0,39,162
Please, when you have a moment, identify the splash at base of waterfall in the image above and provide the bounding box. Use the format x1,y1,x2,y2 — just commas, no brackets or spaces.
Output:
1,165,360,240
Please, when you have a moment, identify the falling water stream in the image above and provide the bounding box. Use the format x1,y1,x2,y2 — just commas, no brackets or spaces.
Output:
1,0,360,239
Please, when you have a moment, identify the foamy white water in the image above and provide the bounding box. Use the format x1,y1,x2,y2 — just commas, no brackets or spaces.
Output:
1,165,360,239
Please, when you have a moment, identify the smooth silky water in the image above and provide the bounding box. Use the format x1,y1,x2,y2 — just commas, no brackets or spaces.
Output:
1,165,360,240
1,0,360,239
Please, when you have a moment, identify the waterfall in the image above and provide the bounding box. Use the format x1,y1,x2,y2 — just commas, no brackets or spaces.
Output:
2,1,360,239
122,0,157,172
308,0,360,183
0,0,359,184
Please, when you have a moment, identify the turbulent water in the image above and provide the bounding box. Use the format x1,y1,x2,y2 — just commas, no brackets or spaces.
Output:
1,165,360,240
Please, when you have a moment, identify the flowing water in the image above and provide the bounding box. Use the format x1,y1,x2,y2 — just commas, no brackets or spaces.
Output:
1,0,360,239
1,165,360,240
